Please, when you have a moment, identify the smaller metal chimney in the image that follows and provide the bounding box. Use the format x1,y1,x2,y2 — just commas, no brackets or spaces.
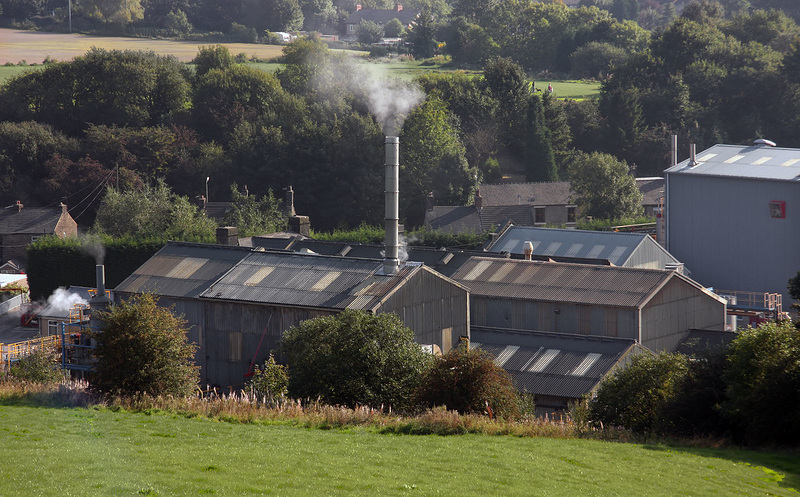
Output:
523,241,533,261
753,138,776,147
90,265,112,332
688,143,697,167
671,134,678,167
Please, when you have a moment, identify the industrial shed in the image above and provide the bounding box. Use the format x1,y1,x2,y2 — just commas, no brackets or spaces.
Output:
115,242,469,388
665,142,800,304
486,226,682,270
451,257,726,352
471,326,647,413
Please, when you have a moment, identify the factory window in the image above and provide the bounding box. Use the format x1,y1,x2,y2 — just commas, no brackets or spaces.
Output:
567,206,577,223
441,327,452,352
534,207,546,224
229,332,242,362
48,320,58,336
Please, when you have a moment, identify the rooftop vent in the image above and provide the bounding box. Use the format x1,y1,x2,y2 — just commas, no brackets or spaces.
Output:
753,138,776,147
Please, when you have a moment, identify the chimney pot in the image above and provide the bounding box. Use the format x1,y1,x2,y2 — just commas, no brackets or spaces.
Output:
15,200,22,212
355,3,361,10
426,191,435,211
60,202,67,214
396,3,402,11
284,185,296,216
523,241,533,261
474,189,482,210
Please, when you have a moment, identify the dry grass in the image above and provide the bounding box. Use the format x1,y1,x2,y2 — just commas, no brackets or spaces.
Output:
0,28,285,64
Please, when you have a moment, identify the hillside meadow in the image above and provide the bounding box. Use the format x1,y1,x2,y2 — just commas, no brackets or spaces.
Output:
1,401,798,496
0,28,602,99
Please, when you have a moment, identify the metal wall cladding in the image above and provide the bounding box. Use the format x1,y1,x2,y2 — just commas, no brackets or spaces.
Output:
453,258,671,308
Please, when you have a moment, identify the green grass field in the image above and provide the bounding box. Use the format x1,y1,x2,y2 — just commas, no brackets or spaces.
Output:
1,404,797,496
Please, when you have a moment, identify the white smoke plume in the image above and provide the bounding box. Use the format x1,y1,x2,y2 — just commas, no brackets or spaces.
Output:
47,287,87,313
380,234,409,263
312,53,426,136
81,234,106,265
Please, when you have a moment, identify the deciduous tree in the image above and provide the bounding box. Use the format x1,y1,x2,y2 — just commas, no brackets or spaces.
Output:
567,151,642,220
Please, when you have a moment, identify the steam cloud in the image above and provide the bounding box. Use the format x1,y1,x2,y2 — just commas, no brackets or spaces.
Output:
81,234,106,265
47,287,87,313
380,234,409,263
314,54,426,136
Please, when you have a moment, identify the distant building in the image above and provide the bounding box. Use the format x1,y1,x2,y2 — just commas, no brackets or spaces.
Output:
0,202,77,265
425,180,664,234
343,3,419,39
115,242,469,388
665,142,800,304
451,257,726,352
486,226,682,270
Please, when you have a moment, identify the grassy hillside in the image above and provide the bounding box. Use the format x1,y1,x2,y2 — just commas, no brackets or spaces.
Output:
0,404,797,496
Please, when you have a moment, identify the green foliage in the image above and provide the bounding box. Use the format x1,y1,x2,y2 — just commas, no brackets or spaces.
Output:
356,20,384,44
247,353,289,402
524,94,558,182
165,9,192,36
26,235,166,300
310,225,490,249
91,293,199,397
8,347,65,384
567,152,643,220
400,97,477,226
310,223,385,244
407,10,439,59
384,18,405,38
590,352,690,433
222,183,287,237
92,180,216,241
575,216,655,230
193,45,235,77
788,271,800,303
723,320,800,445
415,343,521,419
281,310,431,409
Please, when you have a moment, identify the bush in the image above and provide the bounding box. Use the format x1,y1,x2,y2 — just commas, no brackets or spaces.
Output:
281,310,431,410
589,352,689,433
247,353,288,402
723,320,800,446
415,343,521,419
91,294,199,397
8,347,64,383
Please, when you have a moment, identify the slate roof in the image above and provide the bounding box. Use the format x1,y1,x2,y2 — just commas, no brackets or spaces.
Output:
0,206,64,234
199,251,423,311
665,144,800,181
114,242,252,298
479,181,572,207
451,257,677,308
471,327,641,398
486,226,677,266
636,177,665,206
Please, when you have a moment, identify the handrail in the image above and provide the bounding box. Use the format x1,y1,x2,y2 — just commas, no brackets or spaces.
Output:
1,335,62,369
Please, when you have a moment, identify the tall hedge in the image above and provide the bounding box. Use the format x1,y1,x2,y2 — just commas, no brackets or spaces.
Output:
26,235,166,301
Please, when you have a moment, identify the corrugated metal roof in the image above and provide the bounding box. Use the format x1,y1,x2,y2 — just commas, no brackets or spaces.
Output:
665,144,800,181
199,252,419,310
487,226,665,265
114,243,252,298
471,327,637,398
451,257,673,307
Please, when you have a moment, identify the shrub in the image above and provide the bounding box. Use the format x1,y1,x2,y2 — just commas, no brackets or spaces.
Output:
91,294,199,397
589,352,689,433
281,310,431,410
8,347,64,383
723,320,800,446
247,353,288,402
415,343,521,419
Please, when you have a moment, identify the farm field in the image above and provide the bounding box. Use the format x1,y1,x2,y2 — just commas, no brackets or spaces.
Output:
0,404,798,496
0,28,285,65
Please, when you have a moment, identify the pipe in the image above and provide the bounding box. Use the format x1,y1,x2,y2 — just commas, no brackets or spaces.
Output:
671,134,678,167
384,136,400,275
523,241,533,261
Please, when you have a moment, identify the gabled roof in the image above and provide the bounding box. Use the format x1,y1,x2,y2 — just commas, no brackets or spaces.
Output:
665,144,800,181
114,242,252,298
199,251,424,311
0,206,64,234
479,181,572,207
486,226,678,266
345,8,419,25
636,177,664,206
471,327,641,398
451,257,677,308
425,205,541,234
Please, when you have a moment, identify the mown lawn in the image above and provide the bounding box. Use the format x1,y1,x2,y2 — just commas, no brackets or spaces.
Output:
0,404,797,496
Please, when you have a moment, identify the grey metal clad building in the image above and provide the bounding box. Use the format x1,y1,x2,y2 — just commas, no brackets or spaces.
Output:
665,143,800,304
115,242,469,388
486,226,681,270
471,326,647,412
451,257,726,352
